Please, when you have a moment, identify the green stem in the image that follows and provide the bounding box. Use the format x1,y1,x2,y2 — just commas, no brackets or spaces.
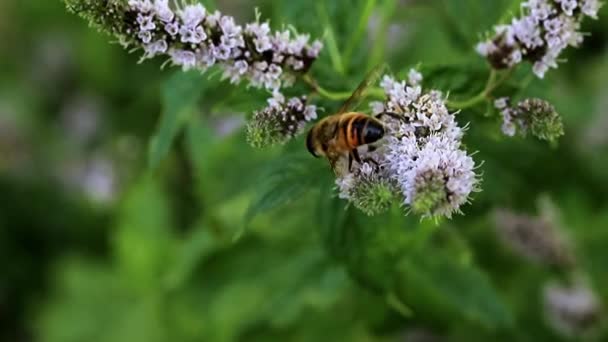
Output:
303,74,385,102
447,69,511,110
344,0,377,65
367,0,398,70
303,74,352,100
316,2,345,75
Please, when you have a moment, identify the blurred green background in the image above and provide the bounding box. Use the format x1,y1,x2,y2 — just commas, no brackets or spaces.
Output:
1,0,607,341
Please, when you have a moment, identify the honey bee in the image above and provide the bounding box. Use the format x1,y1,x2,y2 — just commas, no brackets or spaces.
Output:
306,65,388,174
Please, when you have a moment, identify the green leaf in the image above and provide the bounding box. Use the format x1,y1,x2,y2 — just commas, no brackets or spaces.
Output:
244,155,322,225
148,71,206,169
113,177,175,288
162,226,219,291
395,249,514,330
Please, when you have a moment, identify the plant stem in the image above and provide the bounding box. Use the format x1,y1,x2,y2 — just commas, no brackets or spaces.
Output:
316,3,345,75
303,74,385,102
303,74,353,100
344,0,377,65
367,0,398,70
447,69,512,110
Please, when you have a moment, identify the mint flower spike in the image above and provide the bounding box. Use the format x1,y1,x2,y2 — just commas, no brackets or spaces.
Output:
495,97,564,143
477,0,603,78
336,70,479,219
336,162,397,216
246,92,318,148
64,0,322,91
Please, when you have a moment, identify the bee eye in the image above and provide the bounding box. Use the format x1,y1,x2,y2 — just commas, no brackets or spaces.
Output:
306,131,320,158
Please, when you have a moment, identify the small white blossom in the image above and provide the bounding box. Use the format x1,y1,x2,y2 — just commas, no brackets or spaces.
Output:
582,0,604,18
370,101,385,115
169,49,196,70
137,13,156,31
494,97,509,110
246,22,273,52
164,22,179,36
407,69,423,86
179,3,206,28
179,25,207,44
137,30,152,44
154,0,174,22
142,39,168,59
128,0,153,13
475,41,496,56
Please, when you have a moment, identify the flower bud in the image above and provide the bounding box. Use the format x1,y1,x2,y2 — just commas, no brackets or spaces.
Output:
518,98,564,143
495,97,564,143
336,163,396,216
246,93,317,148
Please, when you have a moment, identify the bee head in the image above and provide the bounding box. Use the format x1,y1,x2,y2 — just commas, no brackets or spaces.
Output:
306,129,323,158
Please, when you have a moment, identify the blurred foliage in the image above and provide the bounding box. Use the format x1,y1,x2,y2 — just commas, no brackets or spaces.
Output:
1,0,608,341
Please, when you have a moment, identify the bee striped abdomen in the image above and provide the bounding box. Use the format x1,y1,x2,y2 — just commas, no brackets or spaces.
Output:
336,114,386,150
351,116,369,145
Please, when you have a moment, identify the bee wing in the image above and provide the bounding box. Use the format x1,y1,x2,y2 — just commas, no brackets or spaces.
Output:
336,64,387,115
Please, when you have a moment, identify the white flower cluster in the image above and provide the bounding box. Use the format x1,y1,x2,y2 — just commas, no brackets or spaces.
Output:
337,70,478,218
495,97,521,136
477,0,603,78
246,92,318,148
126,0,322,90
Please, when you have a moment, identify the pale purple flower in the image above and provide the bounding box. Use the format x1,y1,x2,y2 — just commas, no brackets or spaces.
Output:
582,0,604,18
408,69,423,86
97,0,322,91
169,49,196,70
336,71,479,217
477,0,602,78
179,3,206,28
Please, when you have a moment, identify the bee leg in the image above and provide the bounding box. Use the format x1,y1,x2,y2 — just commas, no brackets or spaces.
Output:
348,153,353,172
352,149,362,164
376,112,406,122
362,157,380,170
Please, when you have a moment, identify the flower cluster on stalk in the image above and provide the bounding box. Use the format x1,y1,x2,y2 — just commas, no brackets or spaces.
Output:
336,70,479,218
65,0,322,91
495,97,564,143
477,0,603,78
246,92,318,148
